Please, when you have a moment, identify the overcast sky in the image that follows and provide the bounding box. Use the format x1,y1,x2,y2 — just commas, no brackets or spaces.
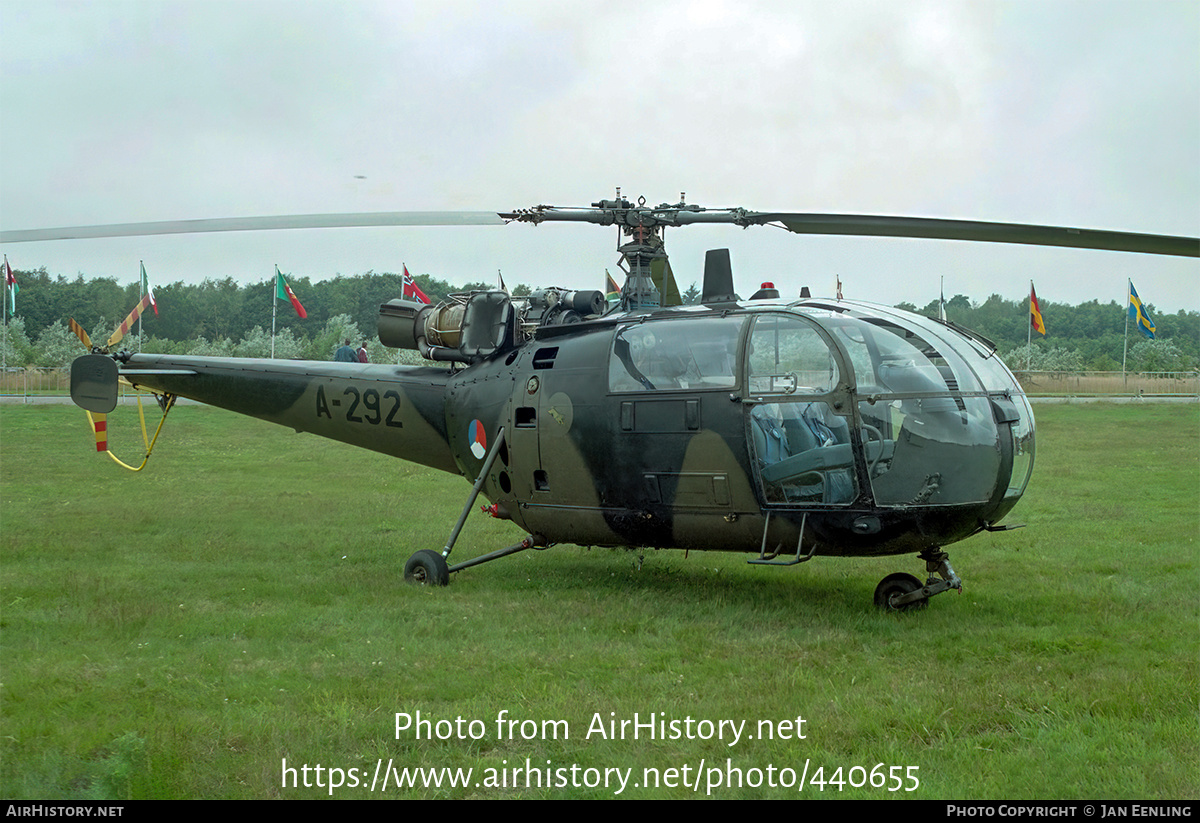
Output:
1,0,1196,314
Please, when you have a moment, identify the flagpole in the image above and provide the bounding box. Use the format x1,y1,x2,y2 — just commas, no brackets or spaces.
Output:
3,255,14,380
138,260,144,353
1122,279,1130,386
2,257,7,379
271,266,278,360
1027,280,1033,371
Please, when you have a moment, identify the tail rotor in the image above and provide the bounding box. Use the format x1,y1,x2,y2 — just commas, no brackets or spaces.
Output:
67,297,174,468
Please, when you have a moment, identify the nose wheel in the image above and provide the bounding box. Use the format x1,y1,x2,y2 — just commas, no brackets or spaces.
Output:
874,549,962,612
874,572,927,611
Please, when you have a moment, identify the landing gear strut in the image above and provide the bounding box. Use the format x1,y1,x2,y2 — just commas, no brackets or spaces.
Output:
401,426,550,586
404,537,548,586
874,549,962,612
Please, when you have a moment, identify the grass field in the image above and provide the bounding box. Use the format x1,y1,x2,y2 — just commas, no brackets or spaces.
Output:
1,402,1196,799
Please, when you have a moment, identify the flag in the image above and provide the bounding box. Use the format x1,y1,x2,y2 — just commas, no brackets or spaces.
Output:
837,276,844,301
4,256,16,313
140,262,157,315
938,279,946,321
275,267,307,318
1029,283,1046,336
402,265,429,304
605,269,621,301
1128,281,1155,339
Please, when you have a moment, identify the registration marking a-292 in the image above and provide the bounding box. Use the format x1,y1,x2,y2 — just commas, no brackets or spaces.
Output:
316,384,403,427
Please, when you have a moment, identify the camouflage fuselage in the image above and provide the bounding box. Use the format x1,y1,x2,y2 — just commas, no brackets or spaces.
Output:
119,300,1034,561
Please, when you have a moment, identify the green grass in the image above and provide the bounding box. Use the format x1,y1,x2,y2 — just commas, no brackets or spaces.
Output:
1,402,1196,799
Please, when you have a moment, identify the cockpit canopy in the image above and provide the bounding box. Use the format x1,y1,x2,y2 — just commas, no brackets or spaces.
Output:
607,302,1034,508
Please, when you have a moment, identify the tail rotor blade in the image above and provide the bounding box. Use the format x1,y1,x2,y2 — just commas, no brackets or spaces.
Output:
107,295,153,348
87,412,108,452
68,318,92,350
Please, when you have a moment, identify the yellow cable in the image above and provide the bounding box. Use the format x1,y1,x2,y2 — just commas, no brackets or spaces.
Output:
88,392,176,472
137,394,151,451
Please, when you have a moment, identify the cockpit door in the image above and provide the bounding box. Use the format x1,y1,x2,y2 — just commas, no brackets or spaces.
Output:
744,314,859,506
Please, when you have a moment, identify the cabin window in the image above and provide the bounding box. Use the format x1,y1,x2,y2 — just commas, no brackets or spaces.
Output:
746,315,838,396
608,316,744,393
826,316,982,397
860,395,1000,506
1005,395,1035,500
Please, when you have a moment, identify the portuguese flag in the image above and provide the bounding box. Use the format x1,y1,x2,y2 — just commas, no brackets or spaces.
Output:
275,266,307,319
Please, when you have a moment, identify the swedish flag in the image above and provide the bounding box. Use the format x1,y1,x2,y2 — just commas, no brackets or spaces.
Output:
1128,281,1156,339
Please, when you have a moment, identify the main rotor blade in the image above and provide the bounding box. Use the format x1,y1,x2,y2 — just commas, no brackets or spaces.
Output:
759,213,1199,258
0,211,507,243
5,203,1195,259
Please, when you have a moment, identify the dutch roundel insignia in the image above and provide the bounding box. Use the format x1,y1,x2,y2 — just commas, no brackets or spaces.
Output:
468,419,487,459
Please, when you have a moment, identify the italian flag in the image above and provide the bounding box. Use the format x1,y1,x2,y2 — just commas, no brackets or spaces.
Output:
275,267,307,318
141,261,157,315
4,255,16,313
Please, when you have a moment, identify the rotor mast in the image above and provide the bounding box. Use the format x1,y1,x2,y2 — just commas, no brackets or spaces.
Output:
502,190,751,310
605,191,678,310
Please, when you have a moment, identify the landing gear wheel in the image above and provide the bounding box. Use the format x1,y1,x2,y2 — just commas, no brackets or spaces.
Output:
874,572,927,612
404,550,450,586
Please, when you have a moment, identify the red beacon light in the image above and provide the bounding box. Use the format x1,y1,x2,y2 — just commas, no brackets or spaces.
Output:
749,281,780,300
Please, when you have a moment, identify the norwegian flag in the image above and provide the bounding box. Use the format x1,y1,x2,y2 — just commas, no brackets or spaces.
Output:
402,265,430,304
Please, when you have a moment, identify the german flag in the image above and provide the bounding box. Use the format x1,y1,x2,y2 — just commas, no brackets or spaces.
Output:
1029,282,1046,336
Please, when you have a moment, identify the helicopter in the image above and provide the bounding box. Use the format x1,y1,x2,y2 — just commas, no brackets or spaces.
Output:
5,193,1196,610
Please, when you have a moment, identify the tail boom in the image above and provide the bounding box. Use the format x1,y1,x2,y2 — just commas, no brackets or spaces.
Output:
102,355,459,475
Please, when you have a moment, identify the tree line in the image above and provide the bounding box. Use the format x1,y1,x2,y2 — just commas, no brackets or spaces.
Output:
896,293,1198,372
1,266,1196,372
0,267,529,366
4,267,515,346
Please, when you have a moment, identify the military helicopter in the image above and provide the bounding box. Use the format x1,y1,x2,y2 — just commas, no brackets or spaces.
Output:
5,193,1196,610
